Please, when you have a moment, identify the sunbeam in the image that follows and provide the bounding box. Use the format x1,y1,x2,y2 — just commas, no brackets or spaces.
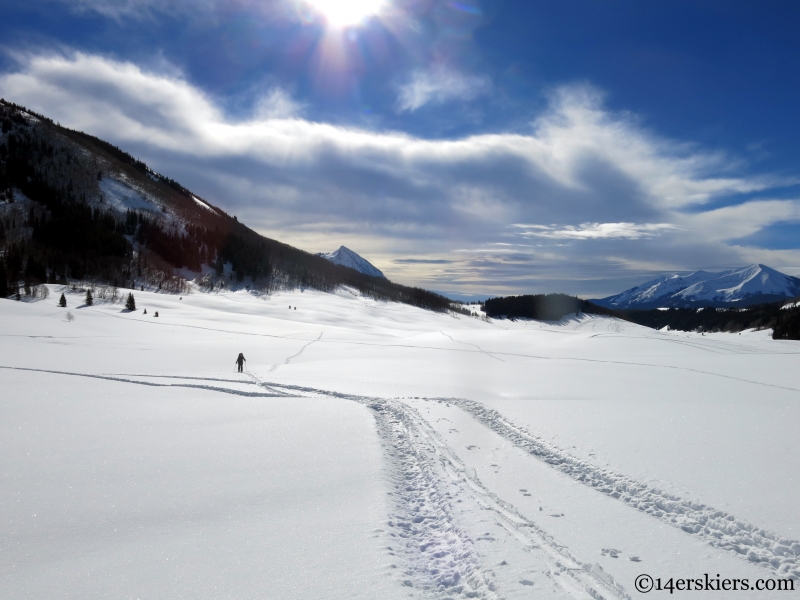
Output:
303,0,386,27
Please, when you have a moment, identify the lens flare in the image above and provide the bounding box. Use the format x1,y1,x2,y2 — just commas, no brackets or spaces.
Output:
304,0,386,27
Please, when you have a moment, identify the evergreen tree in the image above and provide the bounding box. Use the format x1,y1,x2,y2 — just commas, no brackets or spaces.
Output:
85,289,93,306
58,293,67,307
125,292,136,311
0,266,7,298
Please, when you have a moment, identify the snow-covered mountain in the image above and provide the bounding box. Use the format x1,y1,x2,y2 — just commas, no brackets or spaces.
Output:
593,264,800,309
316,246,386,279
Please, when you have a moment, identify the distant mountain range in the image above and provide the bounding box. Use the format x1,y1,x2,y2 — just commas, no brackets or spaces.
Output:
592,264,800,309
316,246,385,279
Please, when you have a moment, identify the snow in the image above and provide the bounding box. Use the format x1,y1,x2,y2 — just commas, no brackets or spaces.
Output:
2,287,799,598
191,194,218,213
98,176,159,213
596,264,800,308
317,246,386,278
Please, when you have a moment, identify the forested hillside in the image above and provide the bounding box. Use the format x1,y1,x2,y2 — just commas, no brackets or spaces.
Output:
0,100,454,312
618,302,800,340
481,292,800,341
482,293,618,321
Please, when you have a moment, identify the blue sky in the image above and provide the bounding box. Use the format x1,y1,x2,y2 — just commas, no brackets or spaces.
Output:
2,0,800,299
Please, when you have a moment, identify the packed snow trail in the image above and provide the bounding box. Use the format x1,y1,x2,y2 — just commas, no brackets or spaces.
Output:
396,401,631,600
435,398,800,580
247,373,632,599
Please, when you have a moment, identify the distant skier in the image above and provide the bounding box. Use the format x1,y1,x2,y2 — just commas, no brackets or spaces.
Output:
235,352,246,373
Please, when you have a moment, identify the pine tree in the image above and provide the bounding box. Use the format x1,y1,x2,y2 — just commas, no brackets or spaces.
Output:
85,289,93,306
125,292,136,311
58,293,67,307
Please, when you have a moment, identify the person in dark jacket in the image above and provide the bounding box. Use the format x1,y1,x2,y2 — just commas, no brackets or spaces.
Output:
235,353,246,373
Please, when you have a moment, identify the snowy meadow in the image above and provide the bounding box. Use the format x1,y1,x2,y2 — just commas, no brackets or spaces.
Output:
1,287,799,599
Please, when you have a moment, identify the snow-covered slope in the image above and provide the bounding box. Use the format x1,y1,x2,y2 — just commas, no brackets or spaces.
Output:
594,264,800,309
2,288,799,598
316,246,386,278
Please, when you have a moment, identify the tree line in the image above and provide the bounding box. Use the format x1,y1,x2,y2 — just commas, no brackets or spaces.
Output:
482,293,619,321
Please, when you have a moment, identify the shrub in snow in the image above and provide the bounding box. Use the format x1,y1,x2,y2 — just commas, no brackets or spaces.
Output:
58,293,67,307
125,293,136,311
65,311,74,322
85,289,93,306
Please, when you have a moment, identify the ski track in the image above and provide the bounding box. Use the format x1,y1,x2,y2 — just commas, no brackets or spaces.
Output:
269,331,323,372
8,363,799,594
371,400,502,599
0,366,291,398
440,332,505,363
400,402,631,600
436,397,800,581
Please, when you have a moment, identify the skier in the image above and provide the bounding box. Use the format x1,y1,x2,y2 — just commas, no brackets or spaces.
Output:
235,352,247,373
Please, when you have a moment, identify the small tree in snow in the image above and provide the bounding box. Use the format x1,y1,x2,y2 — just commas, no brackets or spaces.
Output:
125,293,136,311
85,289,93,306
65,311,74,322
58,293,67,307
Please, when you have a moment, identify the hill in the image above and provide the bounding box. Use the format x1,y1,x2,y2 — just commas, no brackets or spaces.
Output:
0,99,455,312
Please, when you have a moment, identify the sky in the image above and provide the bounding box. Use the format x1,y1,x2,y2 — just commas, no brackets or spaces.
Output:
2,0,800,299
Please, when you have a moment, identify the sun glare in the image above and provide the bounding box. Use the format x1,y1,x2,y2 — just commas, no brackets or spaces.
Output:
304,0,386,27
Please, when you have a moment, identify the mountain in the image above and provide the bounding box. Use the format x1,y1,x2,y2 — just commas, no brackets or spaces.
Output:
593,264,800,309
316,246,386,279
0,99,455,312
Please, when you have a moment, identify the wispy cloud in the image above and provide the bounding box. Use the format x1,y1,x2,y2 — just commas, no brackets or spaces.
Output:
253,87,304,120
47,0,296,23
62,0,220,19
512,222,678,240
1,51,797,296
395,67,491,112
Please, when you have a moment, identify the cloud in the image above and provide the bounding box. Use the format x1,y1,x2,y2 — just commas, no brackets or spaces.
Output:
512,222,678,240
253,88,304,120
394,258,455,264
60,0,220,19
1,50,797,296
395,67,491,112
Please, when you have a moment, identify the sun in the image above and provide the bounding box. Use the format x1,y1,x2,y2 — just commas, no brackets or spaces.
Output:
304,0,386,27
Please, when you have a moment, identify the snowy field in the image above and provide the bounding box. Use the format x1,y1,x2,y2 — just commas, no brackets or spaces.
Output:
1,286,799,599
